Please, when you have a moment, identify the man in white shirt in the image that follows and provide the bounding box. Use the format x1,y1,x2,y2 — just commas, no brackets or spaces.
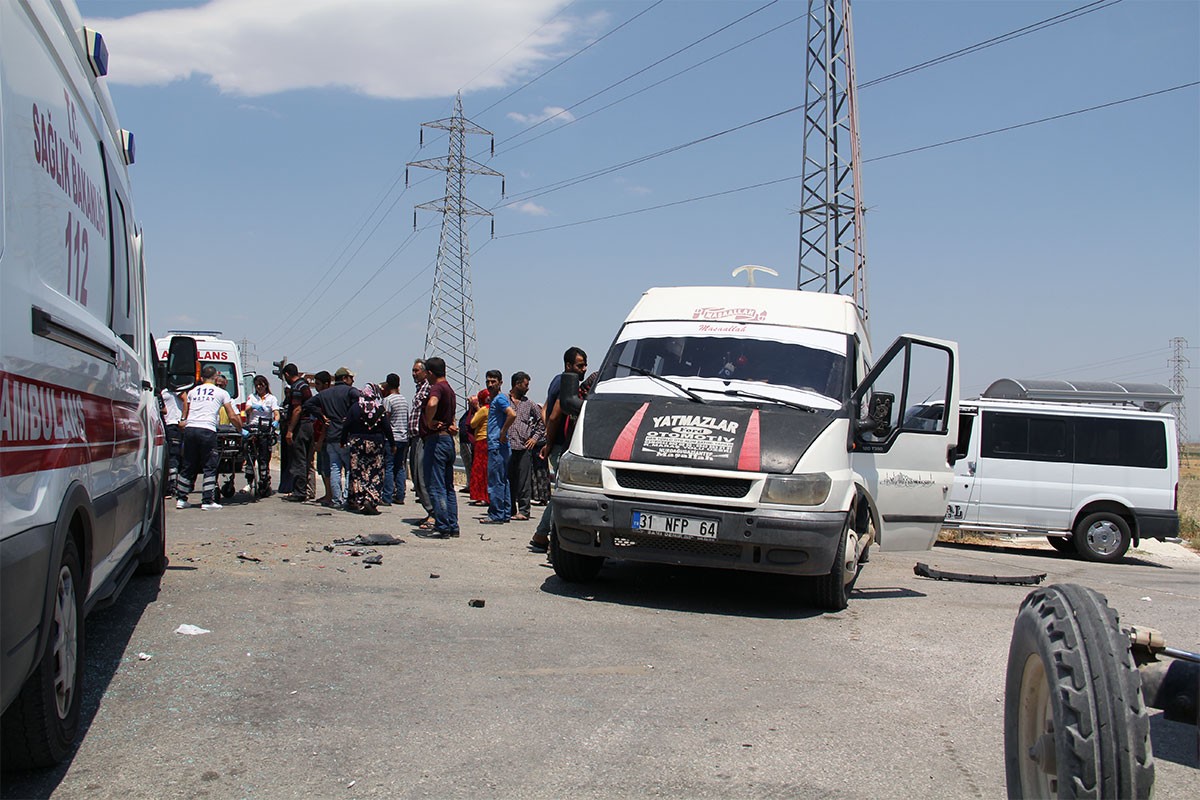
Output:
177,365,242,510
381,373,410,505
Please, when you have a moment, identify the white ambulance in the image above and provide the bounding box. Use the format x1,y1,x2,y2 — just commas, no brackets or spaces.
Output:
550,285,960,610
0,0,196,768
156,332,247,408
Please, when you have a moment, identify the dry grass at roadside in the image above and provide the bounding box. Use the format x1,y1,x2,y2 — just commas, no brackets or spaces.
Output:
1178,445,1199,552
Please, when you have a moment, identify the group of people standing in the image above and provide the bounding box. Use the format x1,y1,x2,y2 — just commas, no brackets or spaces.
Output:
168,346,592,550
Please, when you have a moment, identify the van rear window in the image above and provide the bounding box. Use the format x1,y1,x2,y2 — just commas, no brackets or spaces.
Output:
982,411,1166,469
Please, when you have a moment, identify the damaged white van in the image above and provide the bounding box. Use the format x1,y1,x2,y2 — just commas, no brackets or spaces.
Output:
550,285,960,610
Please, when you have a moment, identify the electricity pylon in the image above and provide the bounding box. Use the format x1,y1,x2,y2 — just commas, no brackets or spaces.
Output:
408,93,503,401
1169,337,1190,464
797,0,868,319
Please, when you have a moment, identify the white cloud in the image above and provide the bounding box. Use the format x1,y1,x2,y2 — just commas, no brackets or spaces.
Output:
506,106,576,126
89,0,579,99
512,201,549,217
237,103,281,117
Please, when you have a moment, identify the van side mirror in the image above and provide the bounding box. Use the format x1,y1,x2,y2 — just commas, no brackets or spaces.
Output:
166,336,198,391
559,371,584,417
858,392,894,437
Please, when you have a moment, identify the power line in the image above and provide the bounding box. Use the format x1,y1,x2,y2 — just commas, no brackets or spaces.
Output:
859,0,1124,89
865,81,1199,165
494,0,780,149
475,0,666,118
459,0,580,94
493,0,1127,200
494,11,805,159
496,80,1198,238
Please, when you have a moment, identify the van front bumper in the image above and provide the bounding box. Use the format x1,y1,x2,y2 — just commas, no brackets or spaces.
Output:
551,489,848,576
1133,508,1179,541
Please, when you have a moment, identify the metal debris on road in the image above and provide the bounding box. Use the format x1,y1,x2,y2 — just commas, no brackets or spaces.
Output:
237,552,262,562
136,652,153,661
334,534,404,546
174,624,211,635
468,598,486,608
363,554,382,566
913,562,1046,586
429,573,440,579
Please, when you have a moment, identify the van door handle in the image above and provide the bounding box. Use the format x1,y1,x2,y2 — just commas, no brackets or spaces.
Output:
142,380,153,391
967,461,976,476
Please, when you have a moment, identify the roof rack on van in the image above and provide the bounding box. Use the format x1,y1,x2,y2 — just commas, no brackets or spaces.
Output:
166,330,224,337
982,378,1181,412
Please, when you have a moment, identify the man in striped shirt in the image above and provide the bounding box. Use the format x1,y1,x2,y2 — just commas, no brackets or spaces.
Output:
407,359,435,526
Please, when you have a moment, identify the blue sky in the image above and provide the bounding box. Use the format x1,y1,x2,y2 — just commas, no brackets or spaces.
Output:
81,0,1199,430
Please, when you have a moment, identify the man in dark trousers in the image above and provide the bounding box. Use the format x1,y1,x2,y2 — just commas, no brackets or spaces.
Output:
311,367,360,509
282,363,314,502
530,347,588,551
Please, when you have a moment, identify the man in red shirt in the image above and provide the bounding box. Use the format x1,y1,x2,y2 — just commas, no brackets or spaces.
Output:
417,357,459,537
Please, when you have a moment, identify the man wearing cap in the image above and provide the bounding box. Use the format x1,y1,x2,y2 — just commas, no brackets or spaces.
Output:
310,367,360,508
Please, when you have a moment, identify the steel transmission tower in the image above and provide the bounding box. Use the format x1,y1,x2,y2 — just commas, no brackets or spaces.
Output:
797,0,868,318
1169,336,1190,464
408,93,503,400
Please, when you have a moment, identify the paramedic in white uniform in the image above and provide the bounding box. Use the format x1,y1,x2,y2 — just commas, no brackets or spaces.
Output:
177,365,242,510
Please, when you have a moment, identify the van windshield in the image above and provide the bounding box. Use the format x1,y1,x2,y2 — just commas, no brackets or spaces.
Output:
597,321,848,402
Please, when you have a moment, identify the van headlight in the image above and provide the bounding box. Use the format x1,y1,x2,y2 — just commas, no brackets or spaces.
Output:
761,473,832,506
557,453,602,488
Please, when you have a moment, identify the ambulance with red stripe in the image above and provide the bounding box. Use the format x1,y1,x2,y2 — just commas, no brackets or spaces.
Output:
550,285,960,610
0,0,195,768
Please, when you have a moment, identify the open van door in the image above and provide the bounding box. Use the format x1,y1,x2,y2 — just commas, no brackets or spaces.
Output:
165,336,198,391
851,335,959,551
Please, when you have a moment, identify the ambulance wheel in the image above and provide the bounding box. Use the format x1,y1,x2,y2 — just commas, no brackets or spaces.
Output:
0,537,85,768
550,529,603,583
1047,535,1075,554
1073,512,1131,563
137,493,168,576
1004,584,1153,799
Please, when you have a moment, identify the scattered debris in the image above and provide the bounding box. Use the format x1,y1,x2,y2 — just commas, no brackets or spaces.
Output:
363,554,382,566
913,562,1045,586
468,598,486,608
347,781,356,789
1141,596,1153,602
137,652,153,661
429,573,440,579
334,534,404,546
244,522,254,526
324,544,334,552
174,624,211,635
237,552,262,563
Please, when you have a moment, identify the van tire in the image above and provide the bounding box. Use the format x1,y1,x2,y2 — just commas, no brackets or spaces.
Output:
1047,535,1075,554
137,494,168,576
0,538,85,769
550,530,603,583
810,514,861,612
1073,512,1131,563
1003,584,1153,799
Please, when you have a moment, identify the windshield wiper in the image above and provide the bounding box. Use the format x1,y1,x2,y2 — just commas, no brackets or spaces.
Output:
615,363,705,403
691,386,820,413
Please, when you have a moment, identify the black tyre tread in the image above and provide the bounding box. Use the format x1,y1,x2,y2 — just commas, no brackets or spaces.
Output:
1073,512,1131,563
1006,584,1153,799
550,532,602,583
0,539,84,769
811,513,861,612
137,495,168,576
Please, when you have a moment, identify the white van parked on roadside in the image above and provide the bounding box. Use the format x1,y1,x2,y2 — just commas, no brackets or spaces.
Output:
942,379,1181,563
550,285,960,610
0,0,197,768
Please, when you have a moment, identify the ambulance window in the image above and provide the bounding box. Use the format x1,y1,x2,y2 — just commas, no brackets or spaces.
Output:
105,157,136,348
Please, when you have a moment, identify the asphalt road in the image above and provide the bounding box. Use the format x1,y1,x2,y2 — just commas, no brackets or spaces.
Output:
3,484,1198,799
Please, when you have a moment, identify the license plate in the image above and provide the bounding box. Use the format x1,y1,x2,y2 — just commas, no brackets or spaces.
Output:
631,510,718,539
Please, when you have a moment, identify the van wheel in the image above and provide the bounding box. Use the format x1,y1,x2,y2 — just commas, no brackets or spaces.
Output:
810,515,862,612
1073,512,1131,563
1047,535,1075,554
0,538,85,768
550,530,603,583
1004,584,1153,799
137,493,168,576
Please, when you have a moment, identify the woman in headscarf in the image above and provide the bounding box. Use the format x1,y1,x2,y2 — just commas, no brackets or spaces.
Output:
468,389,490,505
342,382,392,515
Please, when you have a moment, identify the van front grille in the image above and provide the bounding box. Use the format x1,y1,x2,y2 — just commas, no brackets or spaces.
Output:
614,469,750,498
